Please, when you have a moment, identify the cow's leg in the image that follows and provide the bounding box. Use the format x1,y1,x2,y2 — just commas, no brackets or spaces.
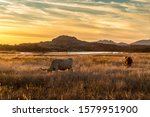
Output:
68,67,73,72
54,66,58,72
47,68,52,72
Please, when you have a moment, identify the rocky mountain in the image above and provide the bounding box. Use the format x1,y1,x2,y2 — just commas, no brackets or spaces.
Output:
97,40,128,46
131,39,150,46
117,42,128,46
52,35,82,44
97,39,150,46
97,40,116,45
48,35,124,51
0,35,149,52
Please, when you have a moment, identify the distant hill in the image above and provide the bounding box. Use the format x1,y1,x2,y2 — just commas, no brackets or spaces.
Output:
50,35,91,51
0,35,150,52
97,40,128,46
97,40,116,45
117,42,128,46
131,39,150,46
52,35,82,44
48,35,124,51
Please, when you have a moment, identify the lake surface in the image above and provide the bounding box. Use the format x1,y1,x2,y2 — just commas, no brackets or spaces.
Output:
67,51,123,55
19,51,124,56
0,51,124,55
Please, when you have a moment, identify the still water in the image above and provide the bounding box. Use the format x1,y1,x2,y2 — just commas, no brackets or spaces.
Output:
0,51,124,56
20,51,123,55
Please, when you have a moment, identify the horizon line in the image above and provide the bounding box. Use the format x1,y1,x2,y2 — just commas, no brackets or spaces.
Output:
0,35,150,45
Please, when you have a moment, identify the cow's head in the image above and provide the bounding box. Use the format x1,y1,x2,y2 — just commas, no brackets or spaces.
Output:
47,67,53,72
47,67,57,72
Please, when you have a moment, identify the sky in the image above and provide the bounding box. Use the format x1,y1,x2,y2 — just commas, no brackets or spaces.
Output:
0,0,150,44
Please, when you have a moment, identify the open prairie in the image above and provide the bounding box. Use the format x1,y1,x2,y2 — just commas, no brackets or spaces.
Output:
0,52,150,100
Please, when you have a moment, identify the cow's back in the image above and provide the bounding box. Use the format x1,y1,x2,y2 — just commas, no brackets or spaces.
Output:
57,58,73,70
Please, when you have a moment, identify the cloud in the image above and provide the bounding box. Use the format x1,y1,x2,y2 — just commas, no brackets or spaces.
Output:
0,0,149,44
132,0,150,3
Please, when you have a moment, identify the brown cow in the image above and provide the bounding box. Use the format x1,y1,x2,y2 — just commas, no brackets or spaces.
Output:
48,58,73,72
124,56,133,67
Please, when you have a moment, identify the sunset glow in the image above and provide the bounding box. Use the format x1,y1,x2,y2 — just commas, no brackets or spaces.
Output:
0,0,150,44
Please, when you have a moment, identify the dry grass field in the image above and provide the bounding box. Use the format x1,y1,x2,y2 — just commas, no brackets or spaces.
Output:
0,52,150,100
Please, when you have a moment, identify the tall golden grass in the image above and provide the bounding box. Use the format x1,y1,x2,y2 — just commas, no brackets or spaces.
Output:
0,52,150,99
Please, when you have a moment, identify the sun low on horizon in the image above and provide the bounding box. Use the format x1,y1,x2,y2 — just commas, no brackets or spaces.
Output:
0,0,150,45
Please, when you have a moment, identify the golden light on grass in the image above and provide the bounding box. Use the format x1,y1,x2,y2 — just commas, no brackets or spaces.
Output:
0,53,149,100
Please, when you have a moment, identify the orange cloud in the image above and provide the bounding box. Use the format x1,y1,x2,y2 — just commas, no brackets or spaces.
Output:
0,0,149,44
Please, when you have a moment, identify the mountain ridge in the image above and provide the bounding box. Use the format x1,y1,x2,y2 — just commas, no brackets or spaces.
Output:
131,39,150,46
97,39,150,46
0,35,149,52
97,40,128,46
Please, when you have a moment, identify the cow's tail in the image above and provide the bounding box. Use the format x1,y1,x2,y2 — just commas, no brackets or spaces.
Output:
40,68,48,71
